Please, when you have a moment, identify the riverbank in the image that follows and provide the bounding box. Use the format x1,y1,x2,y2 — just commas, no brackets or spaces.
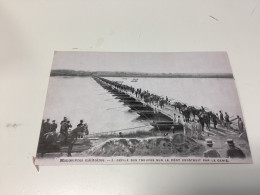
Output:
82,127,250,158
51,69,234,78
36,125,251,160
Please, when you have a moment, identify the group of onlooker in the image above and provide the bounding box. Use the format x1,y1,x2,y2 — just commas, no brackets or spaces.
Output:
203,138,246,159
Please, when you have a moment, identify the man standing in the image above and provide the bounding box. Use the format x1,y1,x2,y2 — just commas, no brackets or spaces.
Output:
41,119,45,130
177,116,182,124
51,120,57,132
224,112,230,129
203,139,220,158
173,113,177,123
183,119,188,136
237,116,244,133
212,113,218,129
60,117,68,132
190,119,196,138
39,120,46,144
60,120,72,144
198,116,204,132
43,119,51,133
219,111,224,125
226,139,246,159
195,120,203,140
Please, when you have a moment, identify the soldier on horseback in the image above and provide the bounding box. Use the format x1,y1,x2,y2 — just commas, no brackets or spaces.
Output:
60,120,72,144
38,118,89,157
67,123,89,157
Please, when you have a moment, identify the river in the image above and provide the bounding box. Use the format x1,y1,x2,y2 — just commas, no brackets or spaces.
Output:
42,76,243,133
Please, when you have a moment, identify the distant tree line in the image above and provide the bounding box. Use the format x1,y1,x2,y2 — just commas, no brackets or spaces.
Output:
50,69,234,78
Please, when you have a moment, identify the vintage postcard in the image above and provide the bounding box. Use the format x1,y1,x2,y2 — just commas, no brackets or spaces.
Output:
35,51,252,165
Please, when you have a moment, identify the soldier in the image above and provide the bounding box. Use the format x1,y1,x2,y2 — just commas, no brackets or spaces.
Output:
60,120,72,144
237,116,244,133
173,113,177,123
219,111,224,125
66,120,72,130
198,116,204,132
195,120,203,140
51,120,57,132
190,119,196,138
159,98,164,109
67,123,88,157
77,120,84,127
183,119,188,136
211,113,218,129
203,139,220,158
77,120,84,138
60,117,67,125
226,139,246,159
43,118,51,133
41,119,45,129
39,119,46,144
224,112,230,129
183,119,192,137
177,116,182,124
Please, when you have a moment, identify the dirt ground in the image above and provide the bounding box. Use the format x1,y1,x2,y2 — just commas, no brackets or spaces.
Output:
81,133,205,157
37,124,251,160
80,124,251,159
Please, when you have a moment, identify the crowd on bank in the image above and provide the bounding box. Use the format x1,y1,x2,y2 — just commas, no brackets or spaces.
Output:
40,117,88,142
202,138,246,159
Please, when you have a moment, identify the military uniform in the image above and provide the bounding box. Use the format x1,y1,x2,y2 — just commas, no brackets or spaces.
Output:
204,149,220,158
238,119,244,133
51,123,57,132
226,146,246,159
77,122,84,127
43,121,51,133
196,122,203,140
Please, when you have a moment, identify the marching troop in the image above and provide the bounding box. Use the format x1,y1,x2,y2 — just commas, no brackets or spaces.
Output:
98,77,245,133
96,77,247,159
39,77,247,159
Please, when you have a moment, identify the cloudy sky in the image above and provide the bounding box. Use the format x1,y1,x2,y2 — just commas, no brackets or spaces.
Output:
52,51,232,74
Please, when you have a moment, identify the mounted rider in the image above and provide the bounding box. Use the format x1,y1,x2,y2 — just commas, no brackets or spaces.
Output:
42,118,51,134
60,120,72,144
51,120,57,132
67,123,89,156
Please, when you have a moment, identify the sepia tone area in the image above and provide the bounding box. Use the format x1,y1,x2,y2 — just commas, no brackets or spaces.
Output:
36,52,252,164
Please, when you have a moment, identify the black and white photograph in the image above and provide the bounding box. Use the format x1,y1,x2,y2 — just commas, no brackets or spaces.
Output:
35,51,252,165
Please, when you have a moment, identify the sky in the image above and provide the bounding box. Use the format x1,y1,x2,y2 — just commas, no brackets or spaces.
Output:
52,51,232,74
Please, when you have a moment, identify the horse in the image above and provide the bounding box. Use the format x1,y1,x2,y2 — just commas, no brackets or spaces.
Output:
207,111,218,129
199,112,211,130
38,125,89,157
187,106,202,119
181,108,191,122
172,102,186,113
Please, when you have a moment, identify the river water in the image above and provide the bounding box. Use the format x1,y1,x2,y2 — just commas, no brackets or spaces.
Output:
43,76,243,133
